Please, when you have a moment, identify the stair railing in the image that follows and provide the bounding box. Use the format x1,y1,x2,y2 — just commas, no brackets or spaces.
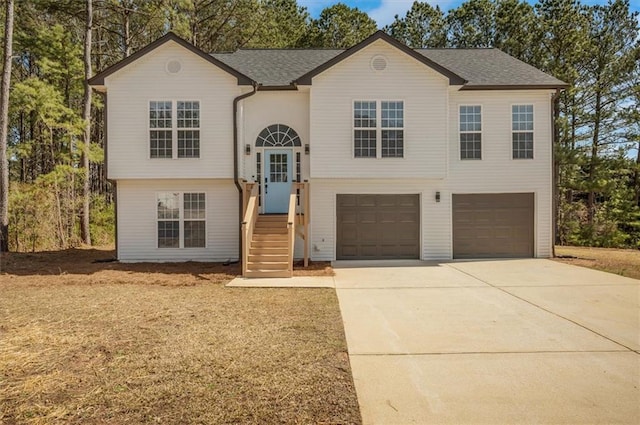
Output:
241,182,259,277
287,183,297,277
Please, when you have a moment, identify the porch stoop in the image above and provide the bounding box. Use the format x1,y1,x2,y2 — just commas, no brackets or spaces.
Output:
245,214,290,278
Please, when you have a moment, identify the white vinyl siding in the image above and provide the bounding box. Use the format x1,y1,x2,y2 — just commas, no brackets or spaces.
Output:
512,104,534,159
105,40,238,179
310,39,448,179
447,89,554,258
117,179,237,262
240,91,310,184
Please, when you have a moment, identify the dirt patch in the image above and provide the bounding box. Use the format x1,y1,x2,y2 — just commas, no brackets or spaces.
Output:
554,246,640,280
0,246,333,286
0,248,359,424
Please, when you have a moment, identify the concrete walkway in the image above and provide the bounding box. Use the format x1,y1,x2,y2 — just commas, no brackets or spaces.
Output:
334,259,640,424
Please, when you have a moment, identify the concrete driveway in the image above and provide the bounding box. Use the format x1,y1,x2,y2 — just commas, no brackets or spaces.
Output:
334,259,640,424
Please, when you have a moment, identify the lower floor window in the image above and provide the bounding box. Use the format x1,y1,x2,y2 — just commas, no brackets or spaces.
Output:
157,192,206,248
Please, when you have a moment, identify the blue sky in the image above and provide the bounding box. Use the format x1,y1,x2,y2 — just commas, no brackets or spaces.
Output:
298,0,640,27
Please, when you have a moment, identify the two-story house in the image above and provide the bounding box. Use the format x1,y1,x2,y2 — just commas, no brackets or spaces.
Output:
89,31,566,277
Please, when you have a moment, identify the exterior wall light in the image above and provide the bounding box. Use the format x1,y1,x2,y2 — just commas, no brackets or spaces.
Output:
245,144,251,155
305,144,310,155
435,191,441,203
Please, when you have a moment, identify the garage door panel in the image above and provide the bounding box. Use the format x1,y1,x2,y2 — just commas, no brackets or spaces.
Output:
337,194,420,260
453,193,534,259
338,194,357,207
357,195,377,207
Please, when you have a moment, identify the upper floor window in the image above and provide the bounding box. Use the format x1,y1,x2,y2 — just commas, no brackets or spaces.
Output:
381,101,404,158
149,101,200,159
512,105,533,159
157,192,206,248
459,105,481,160
354,100,404,158
150,101,172,158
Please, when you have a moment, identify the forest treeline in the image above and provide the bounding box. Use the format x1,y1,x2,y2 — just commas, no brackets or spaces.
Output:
0,0,638,252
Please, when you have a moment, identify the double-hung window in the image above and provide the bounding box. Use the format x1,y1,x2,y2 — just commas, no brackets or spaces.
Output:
149,100,200,158
354,100,404,158
459,105,482,160
150,101,173,158
512,105,533,159
157,192,206,248
354,101,377,158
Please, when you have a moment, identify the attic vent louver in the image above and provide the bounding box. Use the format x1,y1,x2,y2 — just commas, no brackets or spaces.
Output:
371,55,387,72
166,60,182,74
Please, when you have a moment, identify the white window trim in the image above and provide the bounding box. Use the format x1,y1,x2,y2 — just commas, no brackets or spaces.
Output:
352,99,405,159
148,100,202,160
510,103,535,160
155,191,207,249
458,104,483,161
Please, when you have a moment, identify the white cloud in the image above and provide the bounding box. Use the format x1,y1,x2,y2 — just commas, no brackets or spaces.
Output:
367,0,459,27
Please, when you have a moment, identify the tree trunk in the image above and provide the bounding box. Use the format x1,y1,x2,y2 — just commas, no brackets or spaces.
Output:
80,0,93,245
123,6,131,58
587,90,601,226
0,0,15,252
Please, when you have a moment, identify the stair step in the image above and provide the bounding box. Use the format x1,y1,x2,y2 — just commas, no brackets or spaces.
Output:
250,247,289,255
253,228,288,234
247,261,289,271
257,215,288,222
252,234,288,241
249,254,289,262
244,270,292,278
250,241,288,248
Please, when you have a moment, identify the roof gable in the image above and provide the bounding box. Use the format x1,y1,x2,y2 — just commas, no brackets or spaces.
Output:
88,32,254,87
294,31,467,86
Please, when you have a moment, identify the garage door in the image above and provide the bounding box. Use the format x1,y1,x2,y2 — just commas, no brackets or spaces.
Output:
452,193,534,259
337,194,420,260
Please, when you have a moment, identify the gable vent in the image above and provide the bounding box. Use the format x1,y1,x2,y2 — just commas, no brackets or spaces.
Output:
166,60,182,74
371,55,387,72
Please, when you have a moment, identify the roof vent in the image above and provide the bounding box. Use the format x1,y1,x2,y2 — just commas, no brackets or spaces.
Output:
166,59,182,74
371,55,387,72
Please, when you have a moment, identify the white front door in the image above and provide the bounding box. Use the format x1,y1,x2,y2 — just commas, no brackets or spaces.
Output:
264,149,292,213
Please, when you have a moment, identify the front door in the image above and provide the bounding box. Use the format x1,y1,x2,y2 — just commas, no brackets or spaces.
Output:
264,149,292,213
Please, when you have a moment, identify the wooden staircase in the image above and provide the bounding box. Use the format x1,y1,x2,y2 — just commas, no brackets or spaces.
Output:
245,214,290,278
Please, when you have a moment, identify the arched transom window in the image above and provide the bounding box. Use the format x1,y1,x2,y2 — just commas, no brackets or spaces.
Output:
256,124,301,147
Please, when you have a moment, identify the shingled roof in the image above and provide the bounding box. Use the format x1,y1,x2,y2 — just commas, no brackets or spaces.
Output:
212,46,566,89
211,49,343,88
89,30,566,91
417,49,566,89
211,30,566,90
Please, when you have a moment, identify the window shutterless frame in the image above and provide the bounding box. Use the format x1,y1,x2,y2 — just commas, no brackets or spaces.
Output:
458,104,483,160
352,99,405,159
511,104,534,160
156,191,207,249
148,100,201,159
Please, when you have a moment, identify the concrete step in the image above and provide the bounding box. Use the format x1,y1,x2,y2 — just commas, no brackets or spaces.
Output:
244,269,292,278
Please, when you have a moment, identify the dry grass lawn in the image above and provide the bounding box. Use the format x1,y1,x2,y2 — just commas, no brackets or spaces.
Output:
0,247,360,424
554,245,640,280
